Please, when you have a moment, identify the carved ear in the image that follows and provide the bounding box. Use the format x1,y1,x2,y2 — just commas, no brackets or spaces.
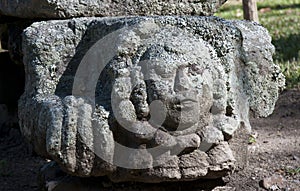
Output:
234,21,285,117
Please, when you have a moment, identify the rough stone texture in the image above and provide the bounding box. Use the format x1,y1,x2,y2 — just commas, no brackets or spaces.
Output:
39,161,226,190
211,186,236,191
0,0,227,19
261,175,285,190
19,16,285,182
6,21,34,65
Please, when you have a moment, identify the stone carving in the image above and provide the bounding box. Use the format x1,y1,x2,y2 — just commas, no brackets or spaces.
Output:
0,0,227,19
19,16,285,182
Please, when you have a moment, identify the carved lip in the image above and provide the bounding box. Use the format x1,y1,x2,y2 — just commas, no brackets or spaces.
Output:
172,97,198,110
180,98,197,104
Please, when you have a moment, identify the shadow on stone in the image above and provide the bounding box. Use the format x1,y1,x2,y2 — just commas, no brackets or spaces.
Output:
39,162,226,191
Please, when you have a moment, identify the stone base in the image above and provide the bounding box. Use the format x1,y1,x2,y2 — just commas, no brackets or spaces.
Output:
39,162,232,191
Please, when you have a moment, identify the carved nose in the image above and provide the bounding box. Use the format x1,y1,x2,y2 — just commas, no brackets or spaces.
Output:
174,69,191,92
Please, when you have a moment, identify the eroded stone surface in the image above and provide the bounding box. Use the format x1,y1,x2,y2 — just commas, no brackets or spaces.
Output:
19,16,284,182
0,0,227,19
39,161,227,191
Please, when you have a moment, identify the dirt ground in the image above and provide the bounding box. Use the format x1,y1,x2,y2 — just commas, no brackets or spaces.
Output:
0,90,299,191
226,89,300,190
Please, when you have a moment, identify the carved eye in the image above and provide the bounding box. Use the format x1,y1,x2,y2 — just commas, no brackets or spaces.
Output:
155,65,176,79
188,64,203,76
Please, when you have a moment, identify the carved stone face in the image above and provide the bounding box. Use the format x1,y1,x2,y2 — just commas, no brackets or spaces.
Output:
109,36,224,161
138,42,218,135
19,17,285,182
140,47,201,132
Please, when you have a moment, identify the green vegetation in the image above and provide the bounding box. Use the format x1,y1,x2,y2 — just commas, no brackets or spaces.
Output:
216,0,300,88
287,167,300,175
248,134,257,144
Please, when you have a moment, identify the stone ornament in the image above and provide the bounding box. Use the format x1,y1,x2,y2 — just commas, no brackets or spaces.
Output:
19,16,284,182
0,0,227,19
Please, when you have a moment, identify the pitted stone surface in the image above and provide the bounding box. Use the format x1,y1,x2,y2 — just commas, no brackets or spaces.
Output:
19,16,284,182
0,0,227,19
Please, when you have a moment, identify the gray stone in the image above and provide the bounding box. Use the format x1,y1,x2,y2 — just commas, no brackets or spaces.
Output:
232,21,285,117
198,126,224,152
179,150,209,179
213,115,240,137
208,142,235,172
19,16,284,182
39,161,227,191
212,186,236,191
0,0,227,19
261,175,285,190
109,155,181,183
175,134,201,153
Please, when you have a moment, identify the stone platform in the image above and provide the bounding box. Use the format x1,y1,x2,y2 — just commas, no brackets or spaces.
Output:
0,0,227,19
39,161,235,191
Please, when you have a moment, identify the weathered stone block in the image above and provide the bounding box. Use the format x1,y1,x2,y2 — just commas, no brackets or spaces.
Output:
39,161,227,191
19,16,284,182
0,0,227,19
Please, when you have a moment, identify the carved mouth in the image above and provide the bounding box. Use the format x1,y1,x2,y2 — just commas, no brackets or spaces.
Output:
180,98,197,109
172,97,198,111
180,98,197,104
